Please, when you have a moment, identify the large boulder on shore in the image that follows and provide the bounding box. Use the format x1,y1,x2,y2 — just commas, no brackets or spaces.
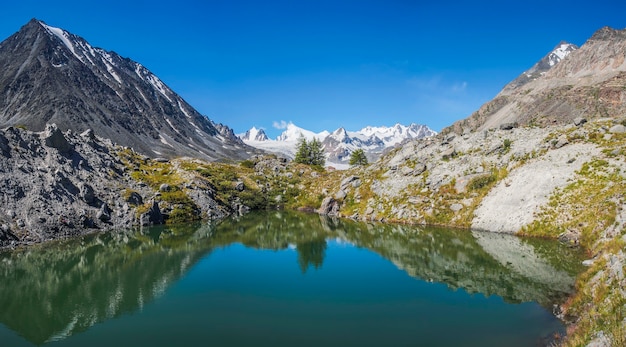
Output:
140,200,164,226
318,197,340,216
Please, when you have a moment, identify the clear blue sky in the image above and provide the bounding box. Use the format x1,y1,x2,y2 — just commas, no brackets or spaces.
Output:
1,1,625,138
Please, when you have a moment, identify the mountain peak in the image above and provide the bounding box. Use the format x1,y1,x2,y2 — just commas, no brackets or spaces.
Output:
0,19,252,161
275,123,329,142
332,127,348,137
446,25,626,134
548,41,577,66
239,127,269,141
500,40,578,94
590,26,626,42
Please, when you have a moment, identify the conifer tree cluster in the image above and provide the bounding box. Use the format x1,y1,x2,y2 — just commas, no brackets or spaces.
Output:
294,136,325,167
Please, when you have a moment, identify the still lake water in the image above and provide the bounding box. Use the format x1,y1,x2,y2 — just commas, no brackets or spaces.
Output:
0,211,584,346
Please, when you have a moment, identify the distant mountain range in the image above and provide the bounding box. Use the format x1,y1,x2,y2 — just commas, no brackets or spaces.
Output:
239,122,437,166
0,19,254,161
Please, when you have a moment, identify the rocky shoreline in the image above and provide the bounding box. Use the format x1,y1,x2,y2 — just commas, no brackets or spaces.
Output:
0,124,231,249
1,120,624,346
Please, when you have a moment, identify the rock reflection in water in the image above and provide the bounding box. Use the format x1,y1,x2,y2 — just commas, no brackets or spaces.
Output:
213,211,583,307
0,223,216,344
0,211,583,344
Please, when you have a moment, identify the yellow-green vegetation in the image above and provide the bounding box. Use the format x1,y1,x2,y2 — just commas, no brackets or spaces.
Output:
178,157,337,212
561,238,626,347
522,159,623,248
425,167,507,227
287,164,342,210
117,149,199,224
518,122,626,346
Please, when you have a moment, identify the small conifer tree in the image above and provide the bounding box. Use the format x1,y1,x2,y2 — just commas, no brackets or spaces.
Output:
294,136,310,164
349,149,368,166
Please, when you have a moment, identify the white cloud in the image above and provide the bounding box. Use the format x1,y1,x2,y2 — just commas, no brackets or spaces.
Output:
407,76,468,94
451,81,468,92
272,120,289,129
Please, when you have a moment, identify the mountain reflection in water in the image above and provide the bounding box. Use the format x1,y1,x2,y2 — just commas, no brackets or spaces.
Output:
0,211,583,345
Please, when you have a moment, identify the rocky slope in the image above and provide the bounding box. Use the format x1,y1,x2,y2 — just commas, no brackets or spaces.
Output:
304,27,626,346
310,117,626,346
0,19,254,161
0,124,224,247
0,123,315,249
447,27,626,134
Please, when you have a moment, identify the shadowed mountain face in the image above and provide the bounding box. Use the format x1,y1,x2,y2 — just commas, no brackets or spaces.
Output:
0,212,584,345
0,19,253,161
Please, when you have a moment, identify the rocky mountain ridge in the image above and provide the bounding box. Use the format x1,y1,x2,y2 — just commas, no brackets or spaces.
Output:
239,126,269,141
0,19,253,161
500,41,578,94
447,26,626,134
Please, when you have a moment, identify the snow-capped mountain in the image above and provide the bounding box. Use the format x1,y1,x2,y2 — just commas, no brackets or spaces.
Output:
501,41,578,93
239,122,436,167
275,123,330,142
0,19,253,161
322,123,436,164
239,127,269,141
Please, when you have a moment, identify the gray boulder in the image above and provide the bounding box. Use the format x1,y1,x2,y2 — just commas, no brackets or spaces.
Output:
42,124,72,154
450,203,464,212
609,124,626,134
403,163,427,176
340,176,360,191
318,197,340,216
334,190,347,200
80,183,96,205
499,122,518,130
573,117,587,126
235,181,245,192
96,203,111,222
140,200,164,226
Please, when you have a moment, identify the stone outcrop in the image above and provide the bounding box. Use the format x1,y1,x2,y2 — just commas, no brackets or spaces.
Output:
140,200,164,226
0,125,230,249
318,197,340,216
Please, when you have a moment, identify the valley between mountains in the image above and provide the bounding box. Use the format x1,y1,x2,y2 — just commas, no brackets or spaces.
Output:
0,19,625,346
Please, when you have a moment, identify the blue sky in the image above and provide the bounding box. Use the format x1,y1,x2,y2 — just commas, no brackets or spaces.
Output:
1,1,625,138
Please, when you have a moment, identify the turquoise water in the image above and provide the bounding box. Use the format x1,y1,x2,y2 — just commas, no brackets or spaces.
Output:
0,211,584,346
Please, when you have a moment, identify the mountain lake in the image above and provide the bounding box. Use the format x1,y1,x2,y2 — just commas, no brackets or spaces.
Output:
0,211,585,346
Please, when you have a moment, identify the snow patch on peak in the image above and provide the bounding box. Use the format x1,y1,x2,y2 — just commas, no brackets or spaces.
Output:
238,127,269,142
331,127,348,138
40,22,83,63
548,42,577,67
276,123,329,142
101,52,122,84
145,74,172,102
